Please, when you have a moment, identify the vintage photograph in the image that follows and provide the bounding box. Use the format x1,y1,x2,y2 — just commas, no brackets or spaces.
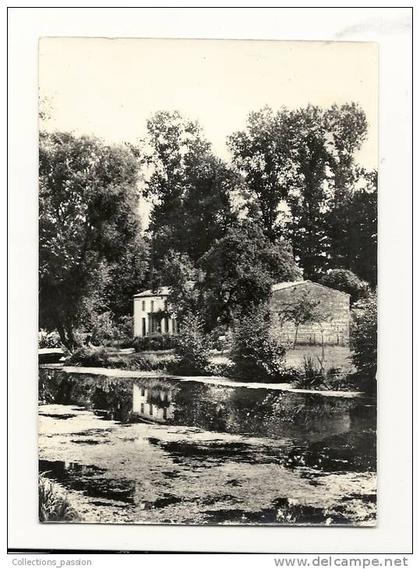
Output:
38,38,377,526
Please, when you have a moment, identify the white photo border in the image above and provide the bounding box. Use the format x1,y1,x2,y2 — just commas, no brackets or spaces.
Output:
7,4,413,554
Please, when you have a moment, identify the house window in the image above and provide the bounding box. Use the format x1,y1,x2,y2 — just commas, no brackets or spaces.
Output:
140,403,144,414
151,300,154,312
142,300,145,311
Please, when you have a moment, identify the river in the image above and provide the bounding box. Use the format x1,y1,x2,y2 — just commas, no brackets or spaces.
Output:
38,368,376,526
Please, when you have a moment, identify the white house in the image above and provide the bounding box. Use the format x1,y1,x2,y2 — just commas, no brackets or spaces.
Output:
133,287,179,337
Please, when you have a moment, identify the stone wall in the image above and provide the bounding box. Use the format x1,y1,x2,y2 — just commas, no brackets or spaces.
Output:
269,282,350,346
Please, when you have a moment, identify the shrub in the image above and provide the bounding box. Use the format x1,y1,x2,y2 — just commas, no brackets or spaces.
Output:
38,329,62,349
39,474,79,522
170,313,210,375
65,346,172,372
293,356,327,389
132,334,178,352
351,294,377,380
207,325,233,352
230,306,287,381
88,312,134,347
319,269,370,304
66,346,111,367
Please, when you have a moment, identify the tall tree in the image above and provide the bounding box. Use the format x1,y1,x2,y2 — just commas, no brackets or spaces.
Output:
199,221,301,329
228,103,368,279
144,111,236,267
227,107,293,242
326,168,377,285
39,131,146,347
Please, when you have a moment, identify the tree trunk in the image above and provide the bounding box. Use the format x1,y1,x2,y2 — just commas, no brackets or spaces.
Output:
293,324,299,348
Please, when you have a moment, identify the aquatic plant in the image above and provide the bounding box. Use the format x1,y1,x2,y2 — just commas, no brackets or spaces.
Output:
39,474,80,522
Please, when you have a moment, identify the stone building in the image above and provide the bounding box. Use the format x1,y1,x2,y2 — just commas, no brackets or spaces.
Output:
133,280,350,346
269,281,350,346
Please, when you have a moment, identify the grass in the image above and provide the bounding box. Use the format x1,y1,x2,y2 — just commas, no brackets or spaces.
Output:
39,473,80,522
284,345,353,373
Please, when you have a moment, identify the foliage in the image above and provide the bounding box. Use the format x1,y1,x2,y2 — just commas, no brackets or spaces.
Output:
132,334,178,352
65,346,171,371
39,131,145,348
319,268,370,304
39,474,79,522
294,356,327,389
350,294,377,379
228,103,369,279
38,329,62,349
66,346,112,367
104,235,150,317
199,221,301,329
157,250,201,319
145,111,236,266
171,312,211,375
230,306,287,381
88,312,133,346
326,169,377,286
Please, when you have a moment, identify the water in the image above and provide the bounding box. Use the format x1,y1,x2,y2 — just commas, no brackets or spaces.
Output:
38,368,376,525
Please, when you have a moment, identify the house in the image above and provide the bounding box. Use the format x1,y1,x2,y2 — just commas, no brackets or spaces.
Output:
133,287,179,338
133,280,350,345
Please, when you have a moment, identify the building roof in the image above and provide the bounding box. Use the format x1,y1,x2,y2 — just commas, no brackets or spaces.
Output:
271,281,307,292
134,280,349,299
271,280,350,296
133,286,171,298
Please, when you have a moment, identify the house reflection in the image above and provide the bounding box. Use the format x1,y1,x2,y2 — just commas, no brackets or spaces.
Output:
132,383,174,423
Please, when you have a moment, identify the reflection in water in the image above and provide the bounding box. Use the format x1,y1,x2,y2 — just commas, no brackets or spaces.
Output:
132,384,174,422
38,369,376,525
39,369,375,442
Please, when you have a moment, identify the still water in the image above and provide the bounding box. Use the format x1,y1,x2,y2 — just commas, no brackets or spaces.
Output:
38,368,376,525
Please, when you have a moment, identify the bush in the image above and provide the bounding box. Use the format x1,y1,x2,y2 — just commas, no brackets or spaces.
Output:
230,307,287,381
170,313,210,375
132,334,177,352
319,269,370,304
65,347,171,372
351,294,377,380
39,474,79,522
293,356,327,389
38,329,62,349
89,312,134,347
66,346,111,367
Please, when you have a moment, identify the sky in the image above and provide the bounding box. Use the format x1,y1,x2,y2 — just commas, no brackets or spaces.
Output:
39,37,378,170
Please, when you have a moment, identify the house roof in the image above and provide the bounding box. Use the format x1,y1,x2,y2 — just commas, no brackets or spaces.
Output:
271,281,307,292
133,286,170,298
271,280,350,296
134,280,349,299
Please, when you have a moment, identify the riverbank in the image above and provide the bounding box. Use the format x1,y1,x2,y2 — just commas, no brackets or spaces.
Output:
40,364,367,399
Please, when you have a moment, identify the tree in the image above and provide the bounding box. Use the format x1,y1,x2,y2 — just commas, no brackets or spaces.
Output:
278,289,328,348
350,294,377,380
172,312,210,375
228,107,293,242
104,235,150,318
319,268,370,304
158,249,201,319
199,221,301,329
326,168,377,285
228,103,368,279
230,305,287,381
144,111,236,266
39,131,144,348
